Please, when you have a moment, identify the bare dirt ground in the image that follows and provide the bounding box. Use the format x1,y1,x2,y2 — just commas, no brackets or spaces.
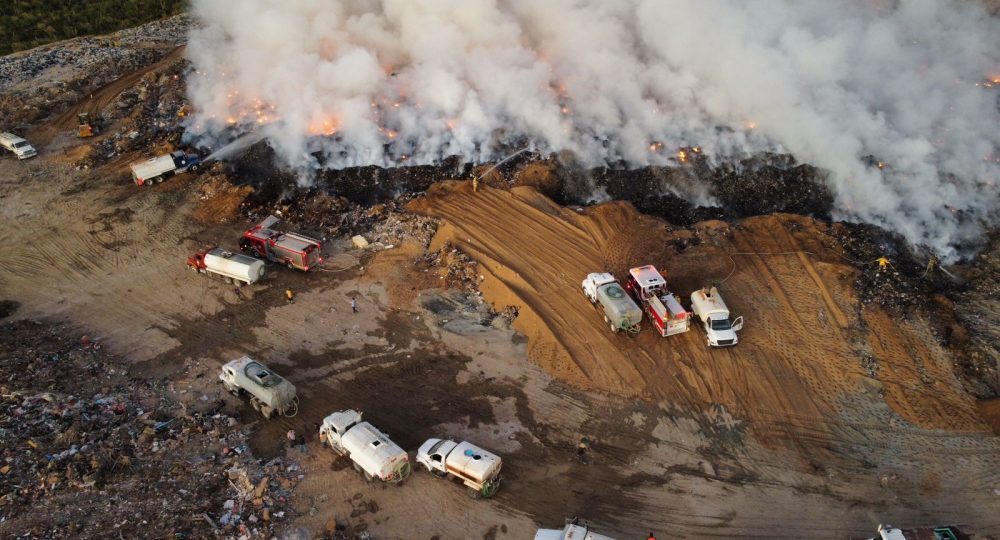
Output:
2,20,1000,540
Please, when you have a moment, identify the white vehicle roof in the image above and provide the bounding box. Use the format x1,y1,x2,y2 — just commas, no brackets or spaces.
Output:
444,441,501,483
418,437,456,457
585,272,616,286
223,356,288,388
322,409,363,433
877,525,907,540
628,265,666,291
535,523,617,540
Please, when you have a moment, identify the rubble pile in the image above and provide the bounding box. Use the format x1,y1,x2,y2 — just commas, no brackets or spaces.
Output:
833,222,928,315
76,59,188,169
193,166,255,224
0,320,301,539
242,186,438,249
414,242,483,293
951,231,1000,397
0,16,189,127
362,205,438,249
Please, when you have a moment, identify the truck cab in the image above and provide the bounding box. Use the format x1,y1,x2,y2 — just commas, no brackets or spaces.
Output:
690,287,743,347
241,216,323,271
320,409,363,444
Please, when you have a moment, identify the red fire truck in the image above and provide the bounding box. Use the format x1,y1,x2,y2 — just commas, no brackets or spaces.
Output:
239,216,323,271
624,265,690,337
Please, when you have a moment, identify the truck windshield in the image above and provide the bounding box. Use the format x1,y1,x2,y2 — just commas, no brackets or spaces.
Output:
710,318,732,330
13,141,29,148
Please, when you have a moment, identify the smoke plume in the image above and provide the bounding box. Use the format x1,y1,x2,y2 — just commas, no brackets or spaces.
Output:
185,0,1000,258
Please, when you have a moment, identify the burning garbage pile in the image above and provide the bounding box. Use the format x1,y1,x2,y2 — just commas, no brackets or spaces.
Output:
0,320,302,539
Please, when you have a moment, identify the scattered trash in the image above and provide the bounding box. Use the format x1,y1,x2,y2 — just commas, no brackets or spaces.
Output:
351,235,370,249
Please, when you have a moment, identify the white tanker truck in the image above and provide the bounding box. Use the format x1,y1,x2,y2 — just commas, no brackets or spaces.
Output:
319,410,411,484
416,438,502,498
187,247,266,285
219,356,299,418
582,272,643,334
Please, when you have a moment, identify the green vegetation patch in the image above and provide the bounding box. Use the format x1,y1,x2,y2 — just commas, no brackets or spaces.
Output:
1,0,186,55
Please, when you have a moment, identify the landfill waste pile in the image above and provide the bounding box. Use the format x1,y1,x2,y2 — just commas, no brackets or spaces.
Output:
0,16,189,127
0,320,303,539
73,51,188,170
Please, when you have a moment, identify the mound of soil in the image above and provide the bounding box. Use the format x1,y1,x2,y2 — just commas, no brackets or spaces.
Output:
410,182,992,440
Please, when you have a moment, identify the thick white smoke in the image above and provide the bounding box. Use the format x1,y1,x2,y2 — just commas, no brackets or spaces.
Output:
185,0,1000,258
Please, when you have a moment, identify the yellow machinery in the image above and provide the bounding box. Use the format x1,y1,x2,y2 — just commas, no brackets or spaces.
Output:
77,113,95,138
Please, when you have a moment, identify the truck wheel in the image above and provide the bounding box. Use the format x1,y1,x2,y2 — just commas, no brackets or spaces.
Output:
286,261,294,270
250,397,261,412
144,178,154,186
191,164,200,172
260,405,274,419
363,470,374,483
155,176,164,183
352,462,362,473
610,322,619,333
466,487,482,500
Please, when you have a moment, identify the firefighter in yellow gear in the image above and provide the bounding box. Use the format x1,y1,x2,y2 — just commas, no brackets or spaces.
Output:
285,288,295,303
876,257,890,270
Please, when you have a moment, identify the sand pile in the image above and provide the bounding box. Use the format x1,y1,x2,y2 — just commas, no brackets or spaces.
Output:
411,181,991,445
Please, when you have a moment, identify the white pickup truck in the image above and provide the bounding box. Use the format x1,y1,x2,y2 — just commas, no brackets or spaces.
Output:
0,132,37,159
416,438,502,498
690,286,743,347
320,410,411,484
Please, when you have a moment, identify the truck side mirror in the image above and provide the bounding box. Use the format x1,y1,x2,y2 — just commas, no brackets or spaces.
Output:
732,316,744,332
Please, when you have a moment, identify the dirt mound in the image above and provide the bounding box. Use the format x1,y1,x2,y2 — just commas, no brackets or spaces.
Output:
192,170,255,224
410,182,991,446
513,159,563,197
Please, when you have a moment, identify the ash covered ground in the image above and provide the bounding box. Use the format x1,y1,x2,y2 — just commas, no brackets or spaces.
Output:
2,13,1000,540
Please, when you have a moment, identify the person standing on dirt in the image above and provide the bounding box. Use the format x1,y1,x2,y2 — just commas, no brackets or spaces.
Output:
576,437,590,462
647,533,657,540
351,297,358,313
285,288,295,303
